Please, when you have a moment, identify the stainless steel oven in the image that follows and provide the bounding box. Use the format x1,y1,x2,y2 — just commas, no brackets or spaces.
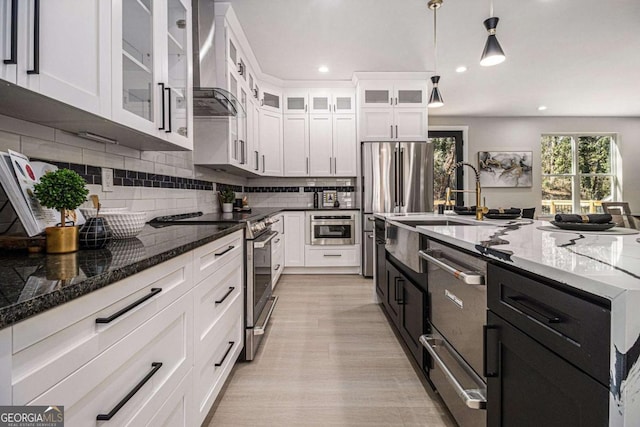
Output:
418,239,488,427
309,213,356,245
245,226,278,361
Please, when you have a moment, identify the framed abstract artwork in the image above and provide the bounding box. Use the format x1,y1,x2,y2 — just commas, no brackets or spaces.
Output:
478,151,533,187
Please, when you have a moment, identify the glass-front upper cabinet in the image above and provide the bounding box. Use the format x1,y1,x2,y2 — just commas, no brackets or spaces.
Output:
113,0,193,149
165,0,190,141
120,0,157,128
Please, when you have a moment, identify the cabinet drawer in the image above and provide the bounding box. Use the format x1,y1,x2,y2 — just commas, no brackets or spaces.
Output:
272,231,284,254
193,231,243,283
305,246,359,267
146,368,194,427
194,255,242,356
194,296,243,424
28,293,193,427
487,264,610,385
12,253,193,404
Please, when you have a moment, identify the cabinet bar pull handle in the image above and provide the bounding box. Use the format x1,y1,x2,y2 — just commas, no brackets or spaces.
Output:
306,157,309,174
274,238,280,244
158,83,166,130
420,335,487,410
274,264,281,271
333,157,337,174
418,250,485,285
3,0,17,64
96,362,163,420
262,155,265,173
240,140,245,164
395,97,398,105
323,254,342,257
164,87,172,133
26,0,39,74
215,287,235,304
215,342,235,366
390,125,393,138
329,157,332,174
395,125,398,139
214,245,235,257
506,295,563,324
255,151,259,171
483,325,499,377
95,288,162,324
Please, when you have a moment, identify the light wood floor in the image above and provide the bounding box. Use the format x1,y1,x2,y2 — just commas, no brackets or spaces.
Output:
206,274,456,427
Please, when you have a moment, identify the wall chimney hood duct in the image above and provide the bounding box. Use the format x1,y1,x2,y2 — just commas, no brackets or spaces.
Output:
192,0,245,117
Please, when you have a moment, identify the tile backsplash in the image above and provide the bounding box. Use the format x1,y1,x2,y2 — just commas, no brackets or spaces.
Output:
0,114,246,228
0,113,360,235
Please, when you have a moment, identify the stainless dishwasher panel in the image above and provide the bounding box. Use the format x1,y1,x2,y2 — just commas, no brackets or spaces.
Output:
420,240,487,376
421,329,486,427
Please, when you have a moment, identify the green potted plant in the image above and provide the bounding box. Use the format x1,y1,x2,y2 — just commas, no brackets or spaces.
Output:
220,188,235,213
34,169,89,253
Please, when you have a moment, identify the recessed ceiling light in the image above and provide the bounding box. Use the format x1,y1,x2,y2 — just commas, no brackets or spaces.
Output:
538,105,548,111
318,66,329,73
455,66,467,73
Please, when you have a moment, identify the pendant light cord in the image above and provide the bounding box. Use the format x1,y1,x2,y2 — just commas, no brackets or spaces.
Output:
433,4,438,74
489,0,494,17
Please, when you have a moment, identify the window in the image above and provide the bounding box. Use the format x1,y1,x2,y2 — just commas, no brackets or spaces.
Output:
429,131,463,207
541,134,619,214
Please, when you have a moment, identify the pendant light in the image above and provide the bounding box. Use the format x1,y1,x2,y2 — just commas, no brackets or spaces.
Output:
480,1,506,66
427,0,444,108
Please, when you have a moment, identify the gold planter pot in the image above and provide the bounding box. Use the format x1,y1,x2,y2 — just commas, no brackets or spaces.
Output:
45,226,79,254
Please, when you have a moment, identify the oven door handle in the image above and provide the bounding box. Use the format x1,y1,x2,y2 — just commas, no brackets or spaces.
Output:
253,295,278,336
420,335,487,410
418,250,485,285
254,231,277,248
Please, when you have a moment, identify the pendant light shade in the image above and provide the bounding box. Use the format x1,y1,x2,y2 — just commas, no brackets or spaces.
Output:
480,16,506,66
428,75,444,108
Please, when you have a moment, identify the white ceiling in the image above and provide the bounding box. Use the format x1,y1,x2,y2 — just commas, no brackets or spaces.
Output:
218,0,640,117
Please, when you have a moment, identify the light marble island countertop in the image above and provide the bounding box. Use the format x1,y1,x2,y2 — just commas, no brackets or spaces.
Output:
376,212,640,426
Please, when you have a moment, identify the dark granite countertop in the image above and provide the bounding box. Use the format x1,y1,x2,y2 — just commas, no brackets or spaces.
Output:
0,223,244,329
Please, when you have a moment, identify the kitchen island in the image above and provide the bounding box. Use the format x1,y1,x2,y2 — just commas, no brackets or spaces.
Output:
377,212,640,426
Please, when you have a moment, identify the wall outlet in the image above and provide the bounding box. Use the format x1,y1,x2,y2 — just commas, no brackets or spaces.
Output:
102,168,114,192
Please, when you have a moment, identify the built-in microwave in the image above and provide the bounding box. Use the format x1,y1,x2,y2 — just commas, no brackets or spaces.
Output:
309,213,356,245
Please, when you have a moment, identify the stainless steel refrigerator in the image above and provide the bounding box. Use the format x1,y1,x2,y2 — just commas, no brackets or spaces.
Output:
361,142,434,277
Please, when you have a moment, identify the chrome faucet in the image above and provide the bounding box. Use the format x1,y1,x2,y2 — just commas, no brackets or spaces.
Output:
444,161,485,221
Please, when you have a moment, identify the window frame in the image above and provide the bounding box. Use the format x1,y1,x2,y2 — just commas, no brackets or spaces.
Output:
541,133,619,214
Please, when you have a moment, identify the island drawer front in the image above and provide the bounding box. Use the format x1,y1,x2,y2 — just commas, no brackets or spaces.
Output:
487,264,610,385
12,253,193,403
194,296,243,425
304,247,359,267
193,230,243,283
26,293,193,426
194,254,243,351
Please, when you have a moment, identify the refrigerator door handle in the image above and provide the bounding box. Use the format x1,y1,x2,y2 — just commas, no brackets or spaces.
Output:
393,147,399,208
399,148,405,207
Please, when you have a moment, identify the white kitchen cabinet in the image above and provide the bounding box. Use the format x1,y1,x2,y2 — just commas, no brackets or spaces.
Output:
283,114,310,176
0,0,111,116
305,246,360,267
332,88,356,114
250,101,261,172
147,369,194,427
284,90,308,114
359,81,426,109
394,108,427,140
283,212,306,267
260,84,282,113
272,231,284,288
112,0,193,150
308,90,332,114
358,81,427,141
259,109,283,175
333,115,357,176
308,113,356,177
359,102,427,141
309,115,333,176
28,292,193,427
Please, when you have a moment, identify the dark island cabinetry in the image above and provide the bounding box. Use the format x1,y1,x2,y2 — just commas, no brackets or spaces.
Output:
486,264,610,427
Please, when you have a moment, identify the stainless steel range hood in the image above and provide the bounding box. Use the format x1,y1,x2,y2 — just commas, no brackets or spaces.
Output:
192,0,244,117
